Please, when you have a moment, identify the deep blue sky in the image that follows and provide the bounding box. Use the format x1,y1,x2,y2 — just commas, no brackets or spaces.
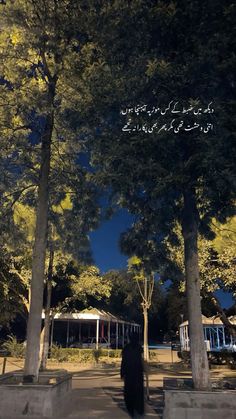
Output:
89,209,234,309
89,208,133,273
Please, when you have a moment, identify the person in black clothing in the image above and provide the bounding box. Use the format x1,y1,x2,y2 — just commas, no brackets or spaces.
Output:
120,332,144,418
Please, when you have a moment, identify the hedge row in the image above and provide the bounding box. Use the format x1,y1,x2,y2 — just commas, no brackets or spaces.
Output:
1,336,161,363
178,350,236,368
49,347,160,363
50,346,122,362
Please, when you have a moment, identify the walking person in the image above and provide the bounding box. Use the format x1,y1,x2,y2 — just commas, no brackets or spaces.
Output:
120,332,144,418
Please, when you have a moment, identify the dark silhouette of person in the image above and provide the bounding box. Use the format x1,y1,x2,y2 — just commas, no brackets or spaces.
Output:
120,332,144,418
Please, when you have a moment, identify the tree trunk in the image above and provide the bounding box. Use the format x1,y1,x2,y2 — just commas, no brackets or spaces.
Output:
182,188,211,390
23,111,54,382
143,277,149,361
40,244,54,370
143,306,149,362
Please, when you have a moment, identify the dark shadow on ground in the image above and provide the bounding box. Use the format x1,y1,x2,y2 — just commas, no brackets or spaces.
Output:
150,365,192,378
148,388,164,417
73,366,120,379
102,386,127,414
60,387,129,418
103,385,164,418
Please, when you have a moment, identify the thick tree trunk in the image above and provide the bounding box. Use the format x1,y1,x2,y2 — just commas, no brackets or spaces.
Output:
182,189,211,390
40,244,54,370
23,112,54,382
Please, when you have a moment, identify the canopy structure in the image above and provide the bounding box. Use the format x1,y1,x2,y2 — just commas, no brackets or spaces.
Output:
42,307,141,349
179,315,236,352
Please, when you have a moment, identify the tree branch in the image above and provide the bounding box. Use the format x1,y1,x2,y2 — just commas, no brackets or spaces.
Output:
209,292,236,338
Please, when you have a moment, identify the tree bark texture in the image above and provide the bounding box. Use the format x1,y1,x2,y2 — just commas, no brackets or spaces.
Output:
182,188,211,390
24,111,54,381
40,244,54,370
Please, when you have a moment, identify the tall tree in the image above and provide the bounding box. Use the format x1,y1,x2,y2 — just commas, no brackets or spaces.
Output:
0,0,100,381
85,0,236,389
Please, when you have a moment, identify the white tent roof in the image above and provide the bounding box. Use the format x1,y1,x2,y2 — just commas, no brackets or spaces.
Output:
180,314,236,327
42,307,140,326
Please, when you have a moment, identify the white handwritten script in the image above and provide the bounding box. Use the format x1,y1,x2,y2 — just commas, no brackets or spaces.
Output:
120,101,214,134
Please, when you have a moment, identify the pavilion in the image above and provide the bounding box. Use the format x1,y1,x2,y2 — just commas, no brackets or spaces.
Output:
43,307,141,349
179,315,236,352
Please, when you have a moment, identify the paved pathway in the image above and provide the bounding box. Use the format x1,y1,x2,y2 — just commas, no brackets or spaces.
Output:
61,366,162,418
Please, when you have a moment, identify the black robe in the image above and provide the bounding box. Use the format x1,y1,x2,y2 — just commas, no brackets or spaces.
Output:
120,342,144,417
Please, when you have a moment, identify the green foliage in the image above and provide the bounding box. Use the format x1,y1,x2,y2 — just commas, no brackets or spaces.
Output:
2,336,25,358
0,1,235,380
86,0,236,274
50,344,70,363
213,216,236,254
102,270,142,322
0,251,28,326
149,350,159,362
0,0,100,261
0,0,102,377
102,349,121,359
48,262,112,314
70,266,112,304
177,351,191,365
208,350,236,368
50,346,122,363
128,256,146,280
84,4,235,385
165,285,187,331
179,349,236,368
163,219,236,300
128,256,155,316
93,348,102,363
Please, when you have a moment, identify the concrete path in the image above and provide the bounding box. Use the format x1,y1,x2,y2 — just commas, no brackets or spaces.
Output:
60,367,161,418
2,366,163,419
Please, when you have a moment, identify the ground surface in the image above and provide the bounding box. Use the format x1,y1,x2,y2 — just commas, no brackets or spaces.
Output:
1,350,236,419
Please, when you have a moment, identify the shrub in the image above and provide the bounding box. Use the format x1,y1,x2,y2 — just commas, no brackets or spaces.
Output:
149,350,159,361
93,349,102,363
49,347,122,363
177,350,190,364
2,336,25,358
208,350,236,368
50,344,69,362
178,350,236,368
99,349,122,358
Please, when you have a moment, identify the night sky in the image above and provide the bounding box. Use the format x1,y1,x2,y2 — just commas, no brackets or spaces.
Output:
89,208,133,272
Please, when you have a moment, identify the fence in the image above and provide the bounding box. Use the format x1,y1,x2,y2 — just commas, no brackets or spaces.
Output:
0,357,23,375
